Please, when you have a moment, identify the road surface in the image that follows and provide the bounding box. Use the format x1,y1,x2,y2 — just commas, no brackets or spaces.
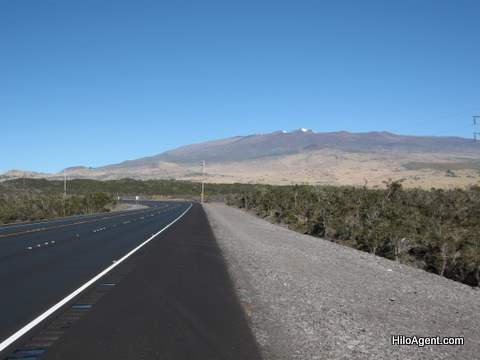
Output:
0,201,260,359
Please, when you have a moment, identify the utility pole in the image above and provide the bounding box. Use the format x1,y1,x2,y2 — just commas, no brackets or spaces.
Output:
473,116,480,141
201,160,205,204
63,170,67,217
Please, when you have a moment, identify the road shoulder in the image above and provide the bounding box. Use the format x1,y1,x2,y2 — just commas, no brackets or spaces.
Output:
204,203,480,360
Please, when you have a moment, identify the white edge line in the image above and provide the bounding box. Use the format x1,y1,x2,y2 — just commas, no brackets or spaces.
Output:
0,203,193,353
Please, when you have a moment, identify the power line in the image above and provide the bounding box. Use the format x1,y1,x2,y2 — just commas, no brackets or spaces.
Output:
473,116,480,141
201,160,205,204
63,170,67,217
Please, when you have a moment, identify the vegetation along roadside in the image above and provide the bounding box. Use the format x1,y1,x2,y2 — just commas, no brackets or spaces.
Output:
2,177,479,287
226,182,480,287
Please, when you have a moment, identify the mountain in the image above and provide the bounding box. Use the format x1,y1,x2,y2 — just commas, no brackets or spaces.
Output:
3,130,480,188
0,169,50,180
102,129,479,168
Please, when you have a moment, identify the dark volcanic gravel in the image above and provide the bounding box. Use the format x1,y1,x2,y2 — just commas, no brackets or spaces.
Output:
204,203,480,360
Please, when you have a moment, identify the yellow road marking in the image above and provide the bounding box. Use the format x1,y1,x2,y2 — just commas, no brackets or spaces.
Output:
0,208,156,239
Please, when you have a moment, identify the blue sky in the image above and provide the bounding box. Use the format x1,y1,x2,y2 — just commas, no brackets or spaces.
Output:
1,0,479,173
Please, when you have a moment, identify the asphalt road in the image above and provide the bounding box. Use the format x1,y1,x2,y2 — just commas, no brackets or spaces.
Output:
0,202,261,360
0,202,188,347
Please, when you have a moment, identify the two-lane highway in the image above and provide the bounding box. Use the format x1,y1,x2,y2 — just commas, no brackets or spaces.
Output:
0,201,190,346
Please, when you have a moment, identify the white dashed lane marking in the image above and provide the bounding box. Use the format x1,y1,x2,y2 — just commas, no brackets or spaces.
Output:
23,208,162,252
27,240,56,250
92,226,107,233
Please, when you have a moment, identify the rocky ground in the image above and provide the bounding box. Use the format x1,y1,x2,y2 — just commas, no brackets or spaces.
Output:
204,203,480,360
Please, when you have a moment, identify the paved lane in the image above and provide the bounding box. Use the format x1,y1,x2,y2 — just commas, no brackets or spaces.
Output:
0,201,189,344
0,203,162,237
42,203,262,360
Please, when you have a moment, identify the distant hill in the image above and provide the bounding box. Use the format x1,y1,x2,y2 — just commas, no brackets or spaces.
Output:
102,129,479,168
0,169,50,180
3,129,480,188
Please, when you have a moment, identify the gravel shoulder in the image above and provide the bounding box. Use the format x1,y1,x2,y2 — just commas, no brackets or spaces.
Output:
204,203,480,360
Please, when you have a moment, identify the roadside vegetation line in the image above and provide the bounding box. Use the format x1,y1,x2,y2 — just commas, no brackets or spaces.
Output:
0,203,193,353
228,182,480,287
0,213,90,230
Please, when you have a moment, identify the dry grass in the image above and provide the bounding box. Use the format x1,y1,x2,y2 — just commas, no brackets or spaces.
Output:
176,149,480,189
13,150,480,189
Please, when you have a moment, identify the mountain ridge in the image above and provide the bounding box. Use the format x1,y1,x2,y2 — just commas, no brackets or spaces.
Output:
98,129,479,169
2,129,479,189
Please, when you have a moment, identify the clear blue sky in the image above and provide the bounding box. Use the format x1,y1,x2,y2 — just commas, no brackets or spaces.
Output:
1,0,479,173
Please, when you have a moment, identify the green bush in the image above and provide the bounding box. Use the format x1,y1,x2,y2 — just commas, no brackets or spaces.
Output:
227,182,480,287
0,191,114,223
